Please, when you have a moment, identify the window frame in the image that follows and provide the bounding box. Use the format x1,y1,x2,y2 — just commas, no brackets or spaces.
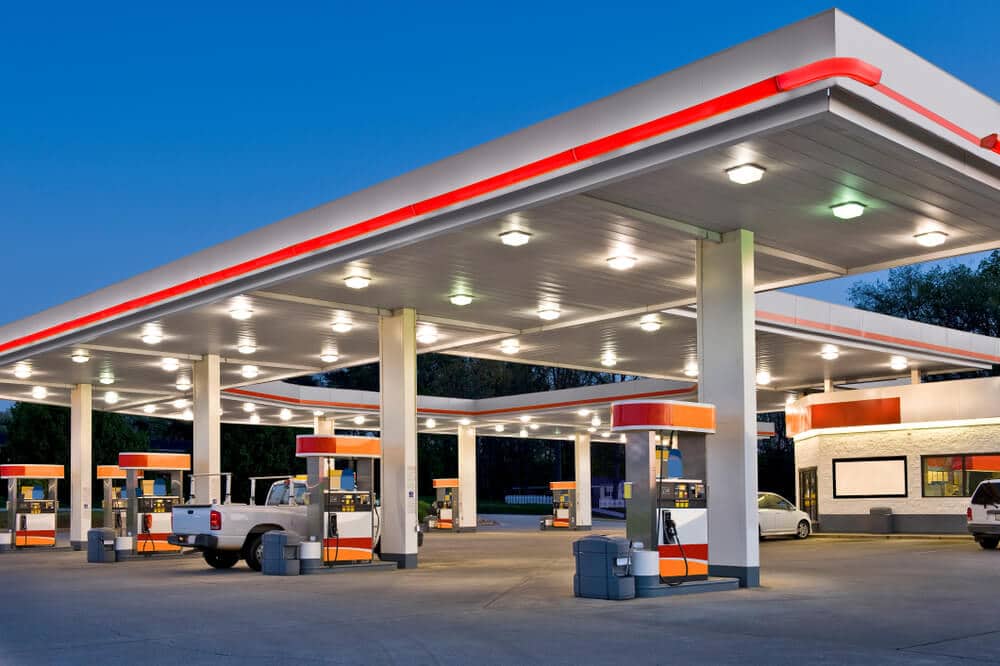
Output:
920,452,1000,498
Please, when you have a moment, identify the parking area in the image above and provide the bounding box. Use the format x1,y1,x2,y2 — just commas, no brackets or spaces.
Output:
1,525,998,664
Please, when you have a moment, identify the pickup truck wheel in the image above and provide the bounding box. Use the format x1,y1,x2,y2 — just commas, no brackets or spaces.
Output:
203,549,240,569
245,535,264,571
977,536,999,550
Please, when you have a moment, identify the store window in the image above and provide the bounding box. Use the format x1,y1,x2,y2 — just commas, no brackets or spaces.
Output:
922,454,1000,497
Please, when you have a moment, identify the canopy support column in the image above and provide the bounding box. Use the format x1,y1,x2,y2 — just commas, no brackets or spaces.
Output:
574,432,592,530
457,425,477,531
192,354,221,504
379,308,419,568
697,229,759,587
70,383,92,550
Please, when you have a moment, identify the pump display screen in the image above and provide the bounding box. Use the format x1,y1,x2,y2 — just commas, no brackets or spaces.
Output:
657,481,706,508
325,491,372,512
137,497,179,513
15,500,55,514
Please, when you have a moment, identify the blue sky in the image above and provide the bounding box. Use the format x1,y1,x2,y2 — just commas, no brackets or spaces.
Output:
0,0,996,328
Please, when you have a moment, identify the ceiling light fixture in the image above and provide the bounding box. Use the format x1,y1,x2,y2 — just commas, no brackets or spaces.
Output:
182,408,193,420
591,415,601,427
725,163,766,184
172,399,189,409
587,427,597,433
529,423,540,431
241,365,259,379
831,201,866,220
494,424,505,433
425,418,437,429
331,316,353,334
279,408,292,421
519,415,531,423
161,358,180,372
176,377,192,391
320,352,339,364
249,413,261,425
606,255,637,271
141,329,163,345
353,415,366,425
458,417,471,426
600,353,617,368
537,305,561,321
499,230,531,247
416,325,439,345
820,345,840,361
344,275,371,290
683,361,699,378
602,431,612,438
30,386,48,400
70,350,90,364
243,402,256,413
237,343,257,355
639,314,661,332
449,293,473,306
519,428,528,438
99,374,115,385
143,404,157,414
500,338,520,354
312,410,325,417
755,370,772,386
577,409,591,417
13,363,32,379
619,434,627,443
104,391,120,405
890,355,909,371
229,305,253,321
914,231,948,248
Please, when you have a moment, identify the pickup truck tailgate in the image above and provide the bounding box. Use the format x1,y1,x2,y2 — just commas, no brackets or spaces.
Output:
171,505,213,534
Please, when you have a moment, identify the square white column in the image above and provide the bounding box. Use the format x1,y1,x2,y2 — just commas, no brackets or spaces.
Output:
574,432,592,529
70,384,92,549
697,229,759,587
457,426,477,531
379,308,419,568
313,416,335,435
192,354,221,504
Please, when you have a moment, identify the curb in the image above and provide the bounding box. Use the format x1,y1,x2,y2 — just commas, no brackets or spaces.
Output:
811,532,969,541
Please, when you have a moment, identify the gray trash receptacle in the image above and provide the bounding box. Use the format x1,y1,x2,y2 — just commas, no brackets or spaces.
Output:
573,535,635,600
87,528,117,563
262,531,301,576
870,507,894,534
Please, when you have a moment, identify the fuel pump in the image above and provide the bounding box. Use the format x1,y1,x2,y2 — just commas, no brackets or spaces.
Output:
1,464,63,549
117,452,190,556
96,465,139,534
542,481,576,530
296,435,380,565
431,478,459,530
611,398,716,595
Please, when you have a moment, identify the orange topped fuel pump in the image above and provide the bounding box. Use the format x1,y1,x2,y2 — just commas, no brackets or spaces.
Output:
1,464,63,549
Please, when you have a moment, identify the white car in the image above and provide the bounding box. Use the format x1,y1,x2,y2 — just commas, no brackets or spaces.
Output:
758,491,812,539
966,479,1000,550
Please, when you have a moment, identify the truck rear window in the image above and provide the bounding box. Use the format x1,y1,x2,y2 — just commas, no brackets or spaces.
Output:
971,482,1000,505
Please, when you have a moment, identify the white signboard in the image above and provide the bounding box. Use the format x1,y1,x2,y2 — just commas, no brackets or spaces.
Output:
833,458,907,498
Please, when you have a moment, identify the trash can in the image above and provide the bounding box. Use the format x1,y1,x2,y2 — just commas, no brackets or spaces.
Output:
262,530,301,576
869,507,894,534
573,535,635,600
87,528,116,563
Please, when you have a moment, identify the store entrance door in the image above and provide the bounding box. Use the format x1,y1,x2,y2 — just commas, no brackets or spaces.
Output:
799,467,819,523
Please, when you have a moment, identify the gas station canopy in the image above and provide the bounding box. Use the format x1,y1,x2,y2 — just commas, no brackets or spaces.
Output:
0,10,997,421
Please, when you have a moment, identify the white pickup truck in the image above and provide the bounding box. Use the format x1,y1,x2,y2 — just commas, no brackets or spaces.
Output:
170,477,382,570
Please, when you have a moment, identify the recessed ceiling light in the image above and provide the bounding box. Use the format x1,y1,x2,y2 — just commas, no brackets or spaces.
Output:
494,424,505,432
30,386,48,400
619,434,627,443
240,365,259,379
683,361,699,378
182,408,193,420
537,305,561,321
353,414,366,425
449,293,473,306
243,402,256,413
13,363,32,380
249,413,261,425
279,408,292,421
141,330,163,345
458,417,471,426
820,345,840,361
344,275,371,289
176,377,192,391
172,399,189,409
587,427,597,433
831,201,866,220
237,343,257,355
104,391,120,405
229,305,253,321
424,418,437,429
99,374,115,385
312,410,325,417
606,255,637,271
416,325,439,344
70,351,90,364
639,314,661,332
161,357,180,372
529,423,539,431
520,415,531,423
601,431,611,438
725,164,766,185
577,409,591,417
914,231,948,247
591,415,601,427
755,370,772,386
500,338,520,354
499,230,531,247
331,317,353,334
890,355,909,371
519,428,528,438
143,404,157,414
600,353,617,368
320,352,339,364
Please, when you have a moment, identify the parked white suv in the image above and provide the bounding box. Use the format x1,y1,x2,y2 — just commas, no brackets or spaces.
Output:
967,479,1000,550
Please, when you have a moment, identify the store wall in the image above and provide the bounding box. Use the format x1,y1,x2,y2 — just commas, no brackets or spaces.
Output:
794,423,1000,533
